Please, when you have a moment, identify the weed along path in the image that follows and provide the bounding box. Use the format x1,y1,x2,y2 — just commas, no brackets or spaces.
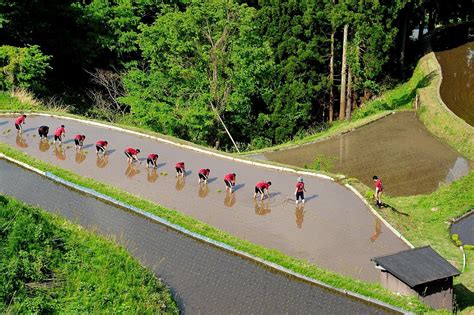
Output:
0,159,396,314
0,114,408,282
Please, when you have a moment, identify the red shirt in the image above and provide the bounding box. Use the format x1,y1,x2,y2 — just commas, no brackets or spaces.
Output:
74,134,85,141
54,126,65,137
199,168,210,176
148,154,158,160
375,179,383,192
15,116,25,124
126,148,138,155
96,140,107,147
224,173,235,182
256,181,270,190
175,162,185,169
296,182,305,192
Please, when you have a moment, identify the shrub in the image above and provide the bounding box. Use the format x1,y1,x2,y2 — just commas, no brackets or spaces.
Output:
0,45,51,92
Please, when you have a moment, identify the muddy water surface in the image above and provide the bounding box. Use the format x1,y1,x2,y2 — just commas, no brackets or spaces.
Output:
435,41,474,126
0,115,409,282
264,112,472,196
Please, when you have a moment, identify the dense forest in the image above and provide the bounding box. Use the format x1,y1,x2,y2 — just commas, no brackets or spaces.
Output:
0,0,472,150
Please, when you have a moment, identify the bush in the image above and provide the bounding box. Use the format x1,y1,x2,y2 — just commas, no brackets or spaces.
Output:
0,45,51,92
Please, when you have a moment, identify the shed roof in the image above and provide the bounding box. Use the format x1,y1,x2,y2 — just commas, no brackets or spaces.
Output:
372,246,460,288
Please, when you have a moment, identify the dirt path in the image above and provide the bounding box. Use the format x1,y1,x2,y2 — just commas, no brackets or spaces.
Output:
0,114,408,282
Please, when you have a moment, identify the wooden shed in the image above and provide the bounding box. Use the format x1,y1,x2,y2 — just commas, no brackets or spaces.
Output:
372,246,460,310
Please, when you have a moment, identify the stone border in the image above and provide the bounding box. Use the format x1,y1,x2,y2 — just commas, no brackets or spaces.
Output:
0,153,411,315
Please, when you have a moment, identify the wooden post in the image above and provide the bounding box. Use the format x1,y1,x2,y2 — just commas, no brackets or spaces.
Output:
329,30,335,122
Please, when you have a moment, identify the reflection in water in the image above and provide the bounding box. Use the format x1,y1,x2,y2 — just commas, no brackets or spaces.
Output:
75,151,86,164
444,157,471,184
254,200,271,216
370,218,382,242
39,139,50,152
175,177,185,191
125,164,140,178
53,145,66,160
15,134,28,148
147,168,159,183
224,191,236,208
264,112,472,196
436,41,474,126
198,184,209,198
295,205,305,228
96,155,108,168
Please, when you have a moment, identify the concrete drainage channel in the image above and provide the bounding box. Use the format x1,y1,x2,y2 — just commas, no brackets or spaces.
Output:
0,153,406,313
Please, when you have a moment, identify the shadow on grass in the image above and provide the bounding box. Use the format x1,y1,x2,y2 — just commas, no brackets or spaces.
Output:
390,71,437,108
382,203,409,216
455,283,474,311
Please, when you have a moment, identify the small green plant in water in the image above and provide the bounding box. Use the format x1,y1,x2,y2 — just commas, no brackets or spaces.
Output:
451,234,463,247
310,154,335,172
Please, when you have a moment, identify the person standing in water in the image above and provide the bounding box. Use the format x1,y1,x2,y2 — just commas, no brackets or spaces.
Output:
53,125,65,144
223,173,236,193
95,140,108,155
38,125,49,140
175,161,185,177
14,114,26,133
295,177,306,204
373,175,384,209
254,181,271,200
74,134,86,150
198,168,210,184
124,147,141,164
146,153,159,168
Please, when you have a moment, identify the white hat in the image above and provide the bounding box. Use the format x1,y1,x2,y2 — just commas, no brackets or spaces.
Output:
297,177,303,182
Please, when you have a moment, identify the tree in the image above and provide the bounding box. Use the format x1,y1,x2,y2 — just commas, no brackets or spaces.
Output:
0,45,51,92
121,0,272,148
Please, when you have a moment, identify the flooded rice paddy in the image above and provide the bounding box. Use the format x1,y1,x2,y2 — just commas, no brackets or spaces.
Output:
0,159,394,314
0,114,409,282
263,112,472,196
435,41,474,126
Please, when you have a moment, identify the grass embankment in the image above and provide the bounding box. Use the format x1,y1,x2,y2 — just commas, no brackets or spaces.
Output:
244,60,428,155
0,144,428,313
347,171,474,313
416,52,474,160
0,195,178,314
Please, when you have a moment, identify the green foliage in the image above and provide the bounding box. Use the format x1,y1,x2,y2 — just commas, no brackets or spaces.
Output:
452,234,463,247
0,195,177,313
305,154,335,172
0,45,51,92
121,0,273,146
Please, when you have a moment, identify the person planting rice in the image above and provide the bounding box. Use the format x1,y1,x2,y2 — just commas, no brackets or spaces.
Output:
373,175,384,209
223,173,236,193
53,125,66,144
175,161,185,177
14,114,26,133
74,134,86,150
295,177,306,204
95,140,108,155
38,125,49,139
254,181,271,200
146,153,159,168
198,168,210,184
125,147,141,164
